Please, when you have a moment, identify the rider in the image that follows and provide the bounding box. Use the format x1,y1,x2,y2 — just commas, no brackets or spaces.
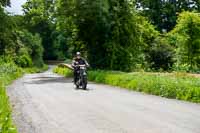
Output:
72,52,89,84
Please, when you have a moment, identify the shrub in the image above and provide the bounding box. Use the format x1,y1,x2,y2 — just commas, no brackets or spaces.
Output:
15,55,33,68
146,37,175,71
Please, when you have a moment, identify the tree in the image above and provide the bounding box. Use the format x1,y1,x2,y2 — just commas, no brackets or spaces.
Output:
169,11,200,71
16,30,44,67
74,0,111,69
136,0,200,31
0,7,17,56
73,0,145,71
54,0,78,59
0,0,10,7
22,0,56,60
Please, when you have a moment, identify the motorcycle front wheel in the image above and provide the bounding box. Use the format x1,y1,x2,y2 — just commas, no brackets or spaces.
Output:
82,76,87,90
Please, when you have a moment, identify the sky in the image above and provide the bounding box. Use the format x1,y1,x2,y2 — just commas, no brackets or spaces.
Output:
6,0,27,15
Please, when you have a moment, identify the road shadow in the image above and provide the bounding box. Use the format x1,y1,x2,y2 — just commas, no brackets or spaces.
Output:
24,76,73,84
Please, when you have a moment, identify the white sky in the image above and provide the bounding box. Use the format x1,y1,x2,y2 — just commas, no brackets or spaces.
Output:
6,0,27,15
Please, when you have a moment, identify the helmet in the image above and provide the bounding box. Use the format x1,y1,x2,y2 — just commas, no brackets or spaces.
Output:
76,52,81,56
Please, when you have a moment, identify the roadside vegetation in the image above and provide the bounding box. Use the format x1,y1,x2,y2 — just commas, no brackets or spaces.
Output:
0,61,22,133
0,58,47,133
0,0,47,132
54,66,200,103
53,66,73,77
1,0,200,132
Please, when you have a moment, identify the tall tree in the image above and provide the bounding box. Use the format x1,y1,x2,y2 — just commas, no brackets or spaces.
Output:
22,0,56,60
169,11,200,70
55,0,77,58
0,4,17,55
136,0,200,31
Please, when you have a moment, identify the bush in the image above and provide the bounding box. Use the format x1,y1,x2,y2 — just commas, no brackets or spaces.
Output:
146,37,175,71
15,55,33,68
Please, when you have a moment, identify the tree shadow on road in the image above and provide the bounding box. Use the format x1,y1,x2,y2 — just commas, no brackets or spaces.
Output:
24,76,73,84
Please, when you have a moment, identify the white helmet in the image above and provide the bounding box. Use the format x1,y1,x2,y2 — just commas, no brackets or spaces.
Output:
76,52,81,56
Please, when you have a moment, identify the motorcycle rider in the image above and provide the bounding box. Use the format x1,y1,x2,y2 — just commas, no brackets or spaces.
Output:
72,52,89,84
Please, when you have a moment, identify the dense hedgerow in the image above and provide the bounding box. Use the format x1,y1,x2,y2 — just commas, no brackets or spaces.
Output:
54,66,200,103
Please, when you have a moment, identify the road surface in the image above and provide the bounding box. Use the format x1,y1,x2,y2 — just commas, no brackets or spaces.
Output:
7,66,200,133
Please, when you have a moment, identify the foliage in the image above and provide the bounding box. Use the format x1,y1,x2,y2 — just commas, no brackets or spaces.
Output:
136,0,200,31
0,1,47,132
19,0,200,72
55,0,78,59
146,37,175,70
0,0,10,7
22,0,56,60
53,66,73,77
69,0,146,71
136,16,160,69
168,12,200,72
0,7,17,56
16,30,44,67
0,60,22,133
15,55,33,68
0,56,48,133
0,8,45,68
0,88,17,133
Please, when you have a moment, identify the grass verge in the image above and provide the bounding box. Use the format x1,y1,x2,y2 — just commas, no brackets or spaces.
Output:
53,66,200,103
53,66,73,77
0,63,48,133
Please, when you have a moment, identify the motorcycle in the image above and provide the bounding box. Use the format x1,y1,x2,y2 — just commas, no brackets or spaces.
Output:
75,64,87,90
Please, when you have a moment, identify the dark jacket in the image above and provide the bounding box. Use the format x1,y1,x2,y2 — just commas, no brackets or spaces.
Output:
72,57,89,68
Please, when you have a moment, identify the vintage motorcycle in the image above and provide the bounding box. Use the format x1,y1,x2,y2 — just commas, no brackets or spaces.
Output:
75,64,87,90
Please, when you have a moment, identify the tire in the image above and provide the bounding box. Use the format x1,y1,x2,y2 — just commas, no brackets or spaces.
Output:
75,79,79,89
76,84,79,89
82,76,87,90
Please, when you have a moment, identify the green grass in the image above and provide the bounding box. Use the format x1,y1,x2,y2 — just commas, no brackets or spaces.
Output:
0,63,22,133
53,66,73,77
0,62,48,133
53,66,200,103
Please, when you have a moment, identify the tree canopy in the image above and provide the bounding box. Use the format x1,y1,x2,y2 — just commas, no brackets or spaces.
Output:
0,0,200,72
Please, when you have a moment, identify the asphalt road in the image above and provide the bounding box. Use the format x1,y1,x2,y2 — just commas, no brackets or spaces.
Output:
7,66,200,133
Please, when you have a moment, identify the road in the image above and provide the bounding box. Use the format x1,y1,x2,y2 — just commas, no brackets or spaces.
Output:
7,66,200,133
